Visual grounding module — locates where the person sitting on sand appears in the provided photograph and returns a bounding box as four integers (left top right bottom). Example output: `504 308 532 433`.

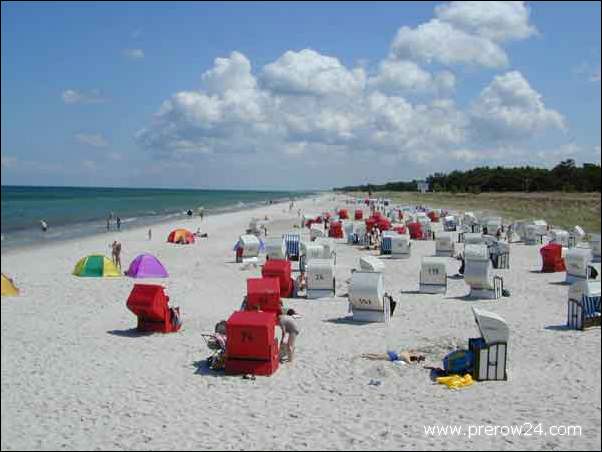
278 309 300 363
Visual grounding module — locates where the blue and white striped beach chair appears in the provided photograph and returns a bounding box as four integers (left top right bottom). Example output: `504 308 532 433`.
283 233 301 261
568 294 601 330
380 237 392 255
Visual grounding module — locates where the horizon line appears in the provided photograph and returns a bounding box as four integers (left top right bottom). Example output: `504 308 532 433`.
0 184 324 193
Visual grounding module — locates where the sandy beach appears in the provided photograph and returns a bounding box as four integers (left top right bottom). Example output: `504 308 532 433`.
1 194 600 451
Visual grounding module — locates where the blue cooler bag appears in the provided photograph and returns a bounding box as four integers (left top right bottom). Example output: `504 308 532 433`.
443 349 474 374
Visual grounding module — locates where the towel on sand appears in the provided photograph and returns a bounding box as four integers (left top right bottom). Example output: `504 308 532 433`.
436 374 474 389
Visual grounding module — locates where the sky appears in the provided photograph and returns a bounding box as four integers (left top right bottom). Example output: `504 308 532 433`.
1 1 600 190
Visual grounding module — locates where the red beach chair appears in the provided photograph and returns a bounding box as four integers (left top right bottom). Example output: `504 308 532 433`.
225 311 280 376
246 277 282 315
126 284 182 333
329 221 344 238
540 243 566 273
262 260 294 298
407 222 424 240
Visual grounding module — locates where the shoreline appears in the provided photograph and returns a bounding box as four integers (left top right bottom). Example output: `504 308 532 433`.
0 192 320 256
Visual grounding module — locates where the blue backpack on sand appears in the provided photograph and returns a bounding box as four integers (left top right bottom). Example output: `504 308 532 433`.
443 349 474 374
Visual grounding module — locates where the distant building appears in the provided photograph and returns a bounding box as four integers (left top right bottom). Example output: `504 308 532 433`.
417 181 430 194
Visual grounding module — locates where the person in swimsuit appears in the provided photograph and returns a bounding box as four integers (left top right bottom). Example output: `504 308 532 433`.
278 309 300 363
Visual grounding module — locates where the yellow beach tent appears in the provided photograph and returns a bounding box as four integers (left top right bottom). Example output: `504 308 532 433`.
1 273 19 296
73 255 121 277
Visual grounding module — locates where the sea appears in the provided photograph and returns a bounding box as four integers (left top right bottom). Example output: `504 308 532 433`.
1 186 316 250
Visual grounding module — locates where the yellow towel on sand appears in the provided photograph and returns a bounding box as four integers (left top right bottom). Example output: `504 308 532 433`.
436 374 474 389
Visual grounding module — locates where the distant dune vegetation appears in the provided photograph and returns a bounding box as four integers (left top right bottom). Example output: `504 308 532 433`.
335 160 601 232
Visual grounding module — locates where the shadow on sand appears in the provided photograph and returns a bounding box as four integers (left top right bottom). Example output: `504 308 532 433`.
106 328 156 338
544 324 573 332
192 359 223 377
323 316 373 326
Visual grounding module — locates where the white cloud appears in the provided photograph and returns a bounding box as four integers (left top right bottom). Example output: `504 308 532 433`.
367 59 455 95
137 49 470 167
123 48 144 60
260 49 366 96
470 71 565 142
435 1 537 43
390 19 509 68
137 51 566 170
75 133 109 148
135 1 572 181
202 51 257 93
62 89 106 104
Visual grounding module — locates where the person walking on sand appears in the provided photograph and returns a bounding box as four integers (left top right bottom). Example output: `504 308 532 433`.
113 241 122 269
278 309 300 363
111 241 118 265
148 228 152 241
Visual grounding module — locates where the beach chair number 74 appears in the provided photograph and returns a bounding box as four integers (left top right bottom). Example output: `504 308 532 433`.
314 274 325 281
241 331 254 343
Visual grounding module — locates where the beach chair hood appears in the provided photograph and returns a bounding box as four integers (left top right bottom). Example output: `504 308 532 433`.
472 307 509 344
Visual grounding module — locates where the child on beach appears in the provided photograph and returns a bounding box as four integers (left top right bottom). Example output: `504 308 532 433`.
278 309 300 363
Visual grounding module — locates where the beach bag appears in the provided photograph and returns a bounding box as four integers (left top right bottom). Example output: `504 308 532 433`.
443 349 474 375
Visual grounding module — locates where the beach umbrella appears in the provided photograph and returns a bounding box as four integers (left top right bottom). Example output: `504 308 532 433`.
125 253 169 278
167 229 195 244
1 273 19 296
73 255 121 277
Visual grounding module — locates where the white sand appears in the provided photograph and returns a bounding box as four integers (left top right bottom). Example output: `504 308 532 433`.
1 195 600 451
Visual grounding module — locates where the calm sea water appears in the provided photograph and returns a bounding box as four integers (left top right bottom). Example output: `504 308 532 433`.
1 186 315 250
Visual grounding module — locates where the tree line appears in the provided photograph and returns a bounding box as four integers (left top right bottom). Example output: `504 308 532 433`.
334 159 601 194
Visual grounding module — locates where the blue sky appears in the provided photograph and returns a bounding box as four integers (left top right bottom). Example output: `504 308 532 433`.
1 1 600 190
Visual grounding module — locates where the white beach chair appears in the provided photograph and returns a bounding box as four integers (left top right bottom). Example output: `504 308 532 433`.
348 271 390 323
464 244 504 300
419 257 448 294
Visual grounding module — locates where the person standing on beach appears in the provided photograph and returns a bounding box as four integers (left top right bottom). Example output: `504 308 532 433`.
148 229 152 240
111 241 122 269
116 216 121 231
106 216 111 232
278 309 300 363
